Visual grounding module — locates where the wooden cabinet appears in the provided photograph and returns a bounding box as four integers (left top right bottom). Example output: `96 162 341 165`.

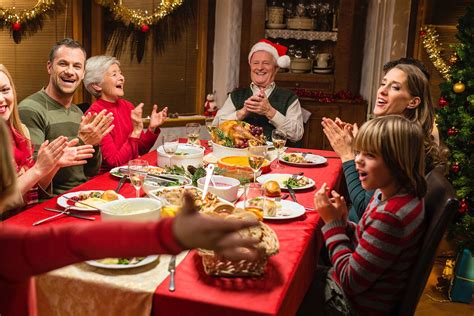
302 99 367 150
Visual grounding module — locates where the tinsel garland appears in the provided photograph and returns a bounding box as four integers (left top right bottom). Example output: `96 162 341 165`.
293 88 364 103
420 25 452 81
96 0 194 63
0 0 66 44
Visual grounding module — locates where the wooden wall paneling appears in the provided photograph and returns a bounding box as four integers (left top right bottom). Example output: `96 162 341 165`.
72 0 84 105
195 0 209 114
205 0 216 105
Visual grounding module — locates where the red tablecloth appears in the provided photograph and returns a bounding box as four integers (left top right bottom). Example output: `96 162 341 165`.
5 147 342 316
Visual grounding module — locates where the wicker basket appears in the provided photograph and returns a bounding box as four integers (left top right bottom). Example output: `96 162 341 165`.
198 222 279 277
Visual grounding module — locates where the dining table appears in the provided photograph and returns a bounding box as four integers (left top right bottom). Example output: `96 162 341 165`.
4 143 343 316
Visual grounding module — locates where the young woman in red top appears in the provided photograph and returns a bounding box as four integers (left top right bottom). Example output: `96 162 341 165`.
83 55 168 173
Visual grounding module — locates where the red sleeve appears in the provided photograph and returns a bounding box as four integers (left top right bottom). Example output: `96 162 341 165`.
138 128 159 156
0 217 184 282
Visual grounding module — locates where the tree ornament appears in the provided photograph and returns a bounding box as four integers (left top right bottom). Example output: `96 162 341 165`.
459 199 468 213
140 24 150 33
448 127 459 136
419 30 426 37
11 22 21 31
453 82 465 93
451 163 460 173
438 96 449 107
449 53 459 64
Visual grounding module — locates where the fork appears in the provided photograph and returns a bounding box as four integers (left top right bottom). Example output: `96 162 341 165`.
168 255 176 292
33 206 71 226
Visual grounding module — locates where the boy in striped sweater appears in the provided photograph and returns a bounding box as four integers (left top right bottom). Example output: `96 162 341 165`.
305 115 427 315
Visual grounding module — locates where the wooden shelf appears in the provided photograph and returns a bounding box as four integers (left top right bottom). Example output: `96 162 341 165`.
265 29 337 41
276 72 333 81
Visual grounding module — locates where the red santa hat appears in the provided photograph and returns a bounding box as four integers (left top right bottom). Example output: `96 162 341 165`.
248 39 291 69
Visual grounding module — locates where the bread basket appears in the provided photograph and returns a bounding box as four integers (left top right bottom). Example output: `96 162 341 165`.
198 217 279 277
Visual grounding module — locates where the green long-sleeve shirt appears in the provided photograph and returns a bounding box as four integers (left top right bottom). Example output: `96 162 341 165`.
18 89 102 195
343 160 375 222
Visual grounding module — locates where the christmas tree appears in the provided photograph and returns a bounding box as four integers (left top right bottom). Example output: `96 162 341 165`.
436 4 474 252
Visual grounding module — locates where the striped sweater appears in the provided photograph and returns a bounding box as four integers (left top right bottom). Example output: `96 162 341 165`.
321 190 425 315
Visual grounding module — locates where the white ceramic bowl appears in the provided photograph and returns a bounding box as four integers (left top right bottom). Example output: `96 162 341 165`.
101 198 162 222
157 144 204 169
197 175 241 202
211 141 247 159
143 174 192 194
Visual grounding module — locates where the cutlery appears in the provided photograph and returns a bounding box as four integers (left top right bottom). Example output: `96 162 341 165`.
115 176 128 193
168 255 176 292
118 168 177 183
286 184 297 202
281 193 289 200
201 164 215 200
63 196 103 211
305 207 316 211
33 207 71 226
44 208 96 221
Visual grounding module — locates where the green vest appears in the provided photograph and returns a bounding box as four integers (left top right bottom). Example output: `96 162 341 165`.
230 87 302 147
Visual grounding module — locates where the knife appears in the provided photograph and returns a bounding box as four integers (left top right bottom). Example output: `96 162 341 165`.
44 208 96 221
286 184 297 203
118 168 177 183
115 176 128 193
168 255 176 292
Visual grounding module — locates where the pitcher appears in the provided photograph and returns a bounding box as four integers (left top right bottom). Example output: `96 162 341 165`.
316 53 332 68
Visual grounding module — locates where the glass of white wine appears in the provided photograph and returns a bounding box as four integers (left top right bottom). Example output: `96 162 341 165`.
247 145 267 183
272 129 287 169
185 123 201 145
128 159 149 198
162 131 179 168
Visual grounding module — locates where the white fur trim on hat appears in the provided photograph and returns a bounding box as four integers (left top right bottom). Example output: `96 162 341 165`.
248 42 291 69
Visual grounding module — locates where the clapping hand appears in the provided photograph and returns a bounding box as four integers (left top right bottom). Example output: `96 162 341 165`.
173 192 260 261
131 103 144 137
57 138 95 167
149 105 168 131
244 88 276 119
321 117 357 162
313 183 348 224
34 136 69 174
78 110 114 146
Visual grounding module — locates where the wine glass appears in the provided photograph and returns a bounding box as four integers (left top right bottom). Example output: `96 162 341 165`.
247 145 267 183
272 129 287 169
128 159 149 198
162 131 179 168
185 123 200 146
244 182 265 218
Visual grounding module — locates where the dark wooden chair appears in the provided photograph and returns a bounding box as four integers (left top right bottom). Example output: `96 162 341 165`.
393 166 460 316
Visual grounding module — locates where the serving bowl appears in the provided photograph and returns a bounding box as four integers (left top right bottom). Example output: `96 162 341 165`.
211 141 247 159
157 144 204 169
197 175 241 202
100 198 162 222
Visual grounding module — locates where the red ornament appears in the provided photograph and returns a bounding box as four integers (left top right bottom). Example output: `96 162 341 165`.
140 24 150 33
438 96 449 108
459 199 468 213
12 22 21 31
451 163 460 173
419 30 426 37
448 127 459 136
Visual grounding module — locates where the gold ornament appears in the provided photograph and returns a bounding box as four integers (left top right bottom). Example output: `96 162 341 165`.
449 53 459 64
0 0 56 25
95 0 184 29
420 25 451 81
453 82 465 93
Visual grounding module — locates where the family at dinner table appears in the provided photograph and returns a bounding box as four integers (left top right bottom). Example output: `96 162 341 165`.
0 36 448 316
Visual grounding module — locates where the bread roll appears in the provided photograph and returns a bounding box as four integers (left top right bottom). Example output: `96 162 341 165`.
101 190 119 201
263 180 281 197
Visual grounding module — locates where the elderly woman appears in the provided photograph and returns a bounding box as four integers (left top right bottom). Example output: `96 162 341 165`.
322 59 443 222
83 55 168 173
0 64 93 217
214 39 305 147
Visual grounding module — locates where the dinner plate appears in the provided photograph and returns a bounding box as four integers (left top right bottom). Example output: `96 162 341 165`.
256 174 315 190
110 165 165 178
85 255 159 269
57 190 125 212
280 153 327 166
235 200 305 220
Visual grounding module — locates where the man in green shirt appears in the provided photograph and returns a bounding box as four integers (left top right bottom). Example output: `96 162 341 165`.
19 38 114 195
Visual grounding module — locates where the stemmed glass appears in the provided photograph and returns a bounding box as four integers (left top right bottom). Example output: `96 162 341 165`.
162 131 179 168
185 123 200 145
247 145 267 183
272 129 287 169
128 159 149 198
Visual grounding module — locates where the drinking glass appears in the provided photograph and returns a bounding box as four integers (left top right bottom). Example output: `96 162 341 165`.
162 131 179 168
185 122 200 145
272 129 287 169
247 145 267 183
244 183 265 218
128 159 149 198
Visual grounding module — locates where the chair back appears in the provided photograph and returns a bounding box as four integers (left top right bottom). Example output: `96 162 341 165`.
394 166 460 316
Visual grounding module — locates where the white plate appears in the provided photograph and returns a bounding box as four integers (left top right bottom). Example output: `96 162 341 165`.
110 166 165 178
57 190 125 212
85 255 159 269
256 174 315 190
280 153 327 166
235 200 305 220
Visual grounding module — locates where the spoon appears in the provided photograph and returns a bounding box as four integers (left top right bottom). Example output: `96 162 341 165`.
201 164 215 199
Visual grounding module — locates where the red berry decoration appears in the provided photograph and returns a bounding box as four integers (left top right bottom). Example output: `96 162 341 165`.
12 22 21 31
438 96 449 108
448 127 458 136
459 199 468 213
419 30 426 37
140 24 150 33
451 163 460 173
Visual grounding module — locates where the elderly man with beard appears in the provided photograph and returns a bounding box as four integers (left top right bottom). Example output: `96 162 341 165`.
19 38 114 195
214 39 305 147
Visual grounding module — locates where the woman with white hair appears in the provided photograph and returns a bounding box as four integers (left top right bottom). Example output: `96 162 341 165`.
83 55 168 173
